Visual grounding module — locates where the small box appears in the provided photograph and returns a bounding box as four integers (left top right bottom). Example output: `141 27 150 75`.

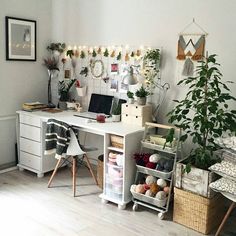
121 103 152 127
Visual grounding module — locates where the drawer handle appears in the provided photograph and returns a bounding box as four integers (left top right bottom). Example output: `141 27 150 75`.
136 106 138 109
136 116 138 118
126 105 128 107
126 114 128 117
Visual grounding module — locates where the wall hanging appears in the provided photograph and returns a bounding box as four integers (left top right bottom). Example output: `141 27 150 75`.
177 19 208 78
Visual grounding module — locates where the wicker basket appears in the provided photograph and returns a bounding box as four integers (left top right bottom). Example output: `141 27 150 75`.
110 135 124 149
173 187 226 234
97 155 104 189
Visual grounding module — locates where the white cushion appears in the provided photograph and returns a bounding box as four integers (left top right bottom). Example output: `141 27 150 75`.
209 177 236 196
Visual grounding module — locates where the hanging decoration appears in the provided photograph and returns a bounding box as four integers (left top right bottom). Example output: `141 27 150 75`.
177 18 208 77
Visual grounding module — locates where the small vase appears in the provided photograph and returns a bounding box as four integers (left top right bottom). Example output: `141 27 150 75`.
128 98 134 104
76 86 87 97
137 97 146 105
112 114 121 122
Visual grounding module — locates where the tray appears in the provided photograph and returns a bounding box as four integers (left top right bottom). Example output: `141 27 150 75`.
136 165 172 179
131 190 167 208
141 140 176 154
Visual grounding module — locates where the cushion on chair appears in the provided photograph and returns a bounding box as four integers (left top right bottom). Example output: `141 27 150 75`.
209 177 236 196
209 160 236 180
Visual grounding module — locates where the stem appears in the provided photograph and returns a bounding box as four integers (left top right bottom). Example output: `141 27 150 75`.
48 73 52 104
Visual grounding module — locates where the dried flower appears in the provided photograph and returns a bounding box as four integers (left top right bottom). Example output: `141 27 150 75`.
43 56 59 71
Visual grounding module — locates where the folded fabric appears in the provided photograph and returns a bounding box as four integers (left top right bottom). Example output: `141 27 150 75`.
209 177 236 196
209 160 236 180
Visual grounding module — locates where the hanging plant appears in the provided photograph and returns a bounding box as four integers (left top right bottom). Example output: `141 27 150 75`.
92 49 97 57
103 48 109 57
79 67 88 77
116 52 122 60
130 51 135 57
125 53 130 62
136 49 141 57
47 43 66 54
80 50 86 59
110 50 116 57
66 50 74 59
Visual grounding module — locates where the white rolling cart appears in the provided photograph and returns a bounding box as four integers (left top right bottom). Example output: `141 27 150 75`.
131 122 181 219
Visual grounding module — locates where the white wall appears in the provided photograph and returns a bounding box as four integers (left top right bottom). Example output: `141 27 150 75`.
51 0 236 124
0 0 52 167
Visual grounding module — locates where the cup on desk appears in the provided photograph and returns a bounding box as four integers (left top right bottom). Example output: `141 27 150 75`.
96 114 105 123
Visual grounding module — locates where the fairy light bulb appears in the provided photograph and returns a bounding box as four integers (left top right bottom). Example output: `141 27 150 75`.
73 45 77 50
89 47 93 53
139 45 144 50
67 45 72 50
101 47 105 53
79 46 82 50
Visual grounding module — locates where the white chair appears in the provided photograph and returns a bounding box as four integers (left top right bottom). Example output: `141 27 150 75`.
48 129 98 197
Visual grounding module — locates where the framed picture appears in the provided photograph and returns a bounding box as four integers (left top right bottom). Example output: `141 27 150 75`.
5 16 36 61
110 63 119 74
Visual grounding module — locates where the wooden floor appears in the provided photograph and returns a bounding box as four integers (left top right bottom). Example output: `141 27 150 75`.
0 167 235 236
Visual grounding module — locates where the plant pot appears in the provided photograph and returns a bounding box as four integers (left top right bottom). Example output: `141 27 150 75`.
112 114 121 122
76 86 87 97
137 97 146 105
58 101 67 110
175 159 219 198
128 98 134 104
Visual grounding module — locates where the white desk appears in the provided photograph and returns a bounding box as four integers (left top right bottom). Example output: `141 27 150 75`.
16 110 144 209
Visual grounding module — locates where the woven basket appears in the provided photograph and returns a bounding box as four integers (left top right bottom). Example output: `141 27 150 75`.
97 155 104 189
110 135 124 149
173 187 226 234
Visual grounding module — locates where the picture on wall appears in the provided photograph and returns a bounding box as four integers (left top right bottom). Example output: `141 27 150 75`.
110 78 118 92
110 63 119 74
5 16 36 61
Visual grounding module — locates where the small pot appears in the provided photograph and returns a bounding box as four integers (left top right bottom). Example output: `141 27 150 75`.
112 114 121 122
137 97 146 105
128 98 134 104
58 101 67 110
76 86 87 97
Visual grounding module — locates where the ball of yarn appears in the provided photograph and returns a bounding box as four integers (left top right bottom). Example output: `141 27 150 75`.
130 184 136 192
155 163 164 171
163 186 170 195
146 162 156 169
145 175 157 185
155 191 166 200
143 184 150 191
164 161 173 172
145 189 154 197
149 154 160 163
135 184 146 194
150 183 160 195
157 179 167 188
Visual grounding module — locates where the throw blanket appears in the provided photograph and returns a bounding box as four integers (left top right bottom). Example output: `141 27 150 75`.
44 119 71 159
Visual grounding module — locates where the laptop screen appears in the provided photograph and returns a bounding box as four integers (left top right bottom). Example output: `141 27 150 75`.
88 93 114 115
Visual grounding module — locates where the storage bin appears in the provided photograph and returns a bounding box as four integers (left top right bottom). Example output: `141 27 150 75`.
107 163 123 178
97 154 104 189
110 135 124 149
173 187 226 234
106 174 123 186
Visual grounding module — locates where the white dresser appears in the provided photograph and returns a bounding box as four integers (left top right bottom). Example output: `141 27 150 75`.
17 112 57 177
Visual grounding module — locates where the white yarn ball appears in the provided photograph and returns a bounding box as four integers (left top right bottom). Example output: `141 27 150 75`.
155 191 166 200
157 179 167 188
149 154 161 163
145 189 154 197
130 184 136 192
145 175 157 185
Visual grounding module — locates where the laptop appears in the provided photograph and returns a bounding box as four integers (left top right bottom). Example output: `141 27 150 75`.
74 93 114 120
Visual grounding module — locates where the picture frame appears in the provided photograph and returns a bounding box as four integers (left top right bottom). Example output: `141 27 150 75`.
5 16 36 61
110 63 119 74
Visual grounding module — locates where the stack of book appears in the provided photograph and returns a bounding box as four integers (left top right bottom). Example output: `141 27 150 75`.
22 102 48 111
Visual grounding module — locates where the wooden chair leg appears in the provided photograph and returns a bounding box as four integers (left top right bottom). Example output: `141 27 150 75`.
215 201 236 236
72 157 77 197
48 158 62 188
84 154 98 185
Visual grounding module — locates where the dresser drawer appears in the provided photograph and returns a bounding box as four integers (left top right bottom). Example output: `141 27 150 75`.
121 114 132 124
20 114 41 127
20 137 41 156
130 105 144 116
20 151 41 170
20 123 41 141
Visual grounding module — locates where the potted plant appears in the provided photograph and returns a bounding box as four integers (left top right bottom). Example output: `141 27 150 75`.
135 86 150 105
112 101 121 122
127 91 134 104
58 79 76 110
47 42 66 56
167 54 236 197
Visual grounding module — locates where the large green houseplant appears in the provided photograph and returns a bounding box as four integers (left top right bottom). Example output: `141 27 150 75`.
167 54 236 173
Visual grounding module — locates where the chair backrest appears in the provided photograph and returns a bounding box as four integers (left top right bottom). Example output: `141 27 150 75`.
66 129 85 156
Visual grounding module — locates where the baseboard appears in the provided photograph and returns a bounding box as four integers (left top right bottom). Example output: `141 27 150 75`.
0 166 18 174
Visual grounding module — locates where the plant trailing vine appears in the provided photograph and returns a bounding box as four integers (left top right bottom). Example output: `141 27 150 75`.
167 54 236 172
143 49 161 88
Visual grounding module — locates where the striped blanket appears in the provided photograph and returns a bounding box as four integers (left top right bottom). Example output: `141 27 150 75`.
44 119 71 159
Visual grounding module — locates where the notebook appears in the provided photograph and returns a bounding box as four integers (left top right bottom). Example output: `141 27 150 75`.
74 93 114 120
